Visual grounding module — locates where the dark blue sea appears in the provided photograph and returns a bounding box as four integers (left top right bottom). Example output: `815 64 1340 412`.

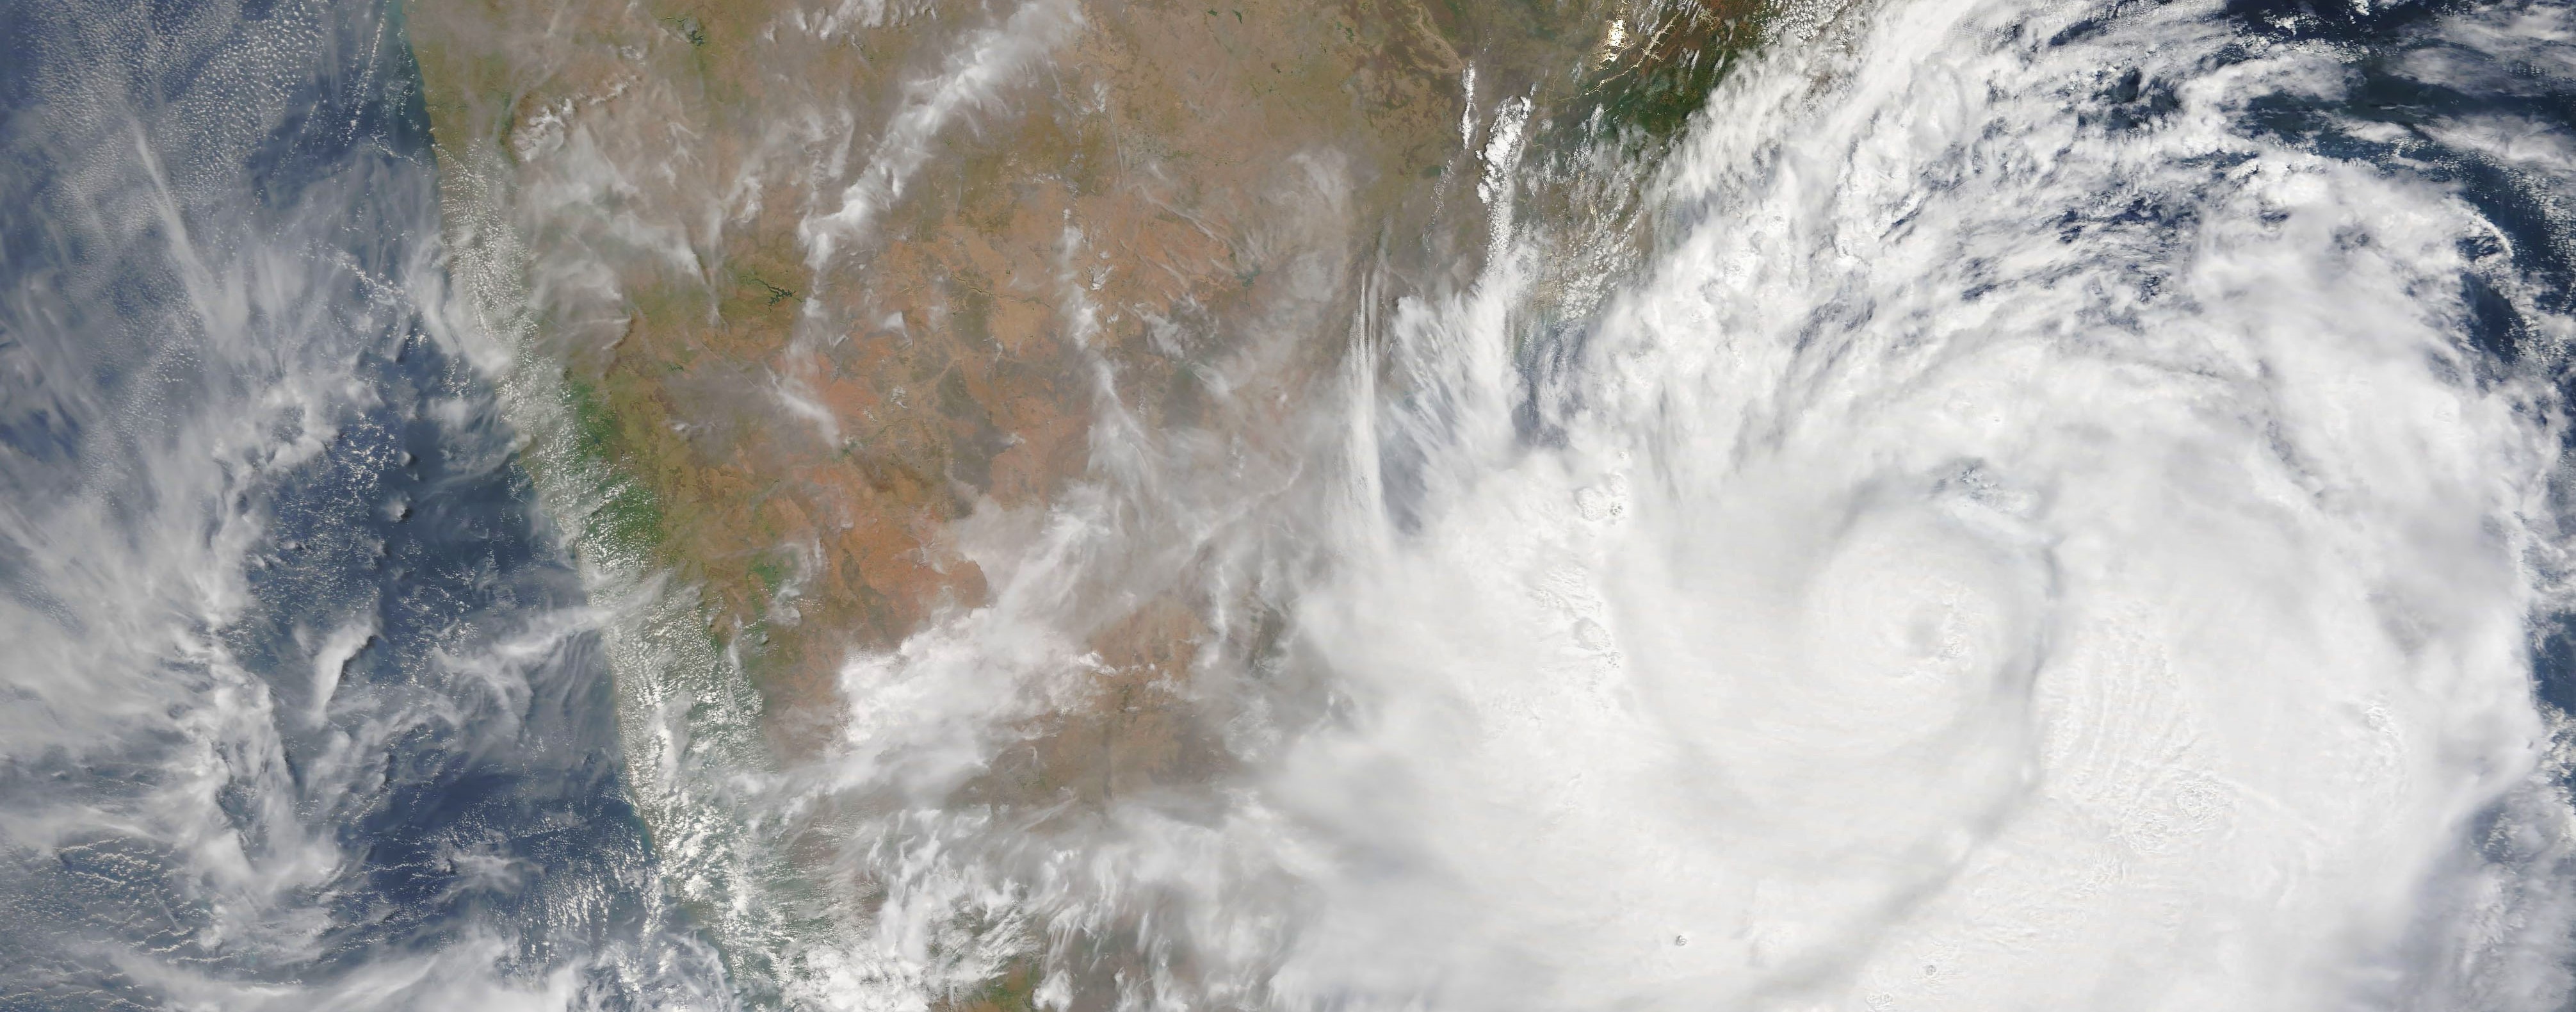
0 0 728 1007
3 0 2576 1008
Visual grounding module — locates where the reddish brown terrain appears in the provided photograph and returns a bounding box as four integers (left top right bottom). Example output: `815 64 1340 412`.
410 0 1754 1000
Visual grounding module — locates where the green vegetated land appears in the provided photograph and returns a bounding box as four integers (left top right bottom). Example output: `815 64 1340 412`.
410 0 1767 1005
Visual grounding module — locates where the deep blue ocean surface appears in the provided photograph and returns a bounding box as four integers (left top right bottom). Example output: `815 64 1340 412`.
4 0 2576 1007
0 0 725 1007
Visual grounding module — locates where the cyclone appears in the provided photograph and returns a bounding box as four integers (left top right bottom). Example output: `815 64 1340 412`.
4 0 2575 1009
782 0 2576 1006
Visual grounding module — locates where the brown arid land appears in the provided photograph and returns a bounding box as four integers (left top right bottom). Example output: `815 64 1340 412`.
409 0 1760 1002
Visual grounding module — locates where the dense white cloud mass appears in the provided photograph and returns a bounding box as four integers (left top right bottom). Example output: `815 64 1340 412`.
1272 0 2573 999
12 0 2576 1006
784 0 2576 1009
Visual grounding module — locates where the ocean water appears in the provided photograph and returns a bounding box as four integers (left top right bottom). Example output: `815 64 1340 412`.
0 0 725 1006
8 0 2576 1009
